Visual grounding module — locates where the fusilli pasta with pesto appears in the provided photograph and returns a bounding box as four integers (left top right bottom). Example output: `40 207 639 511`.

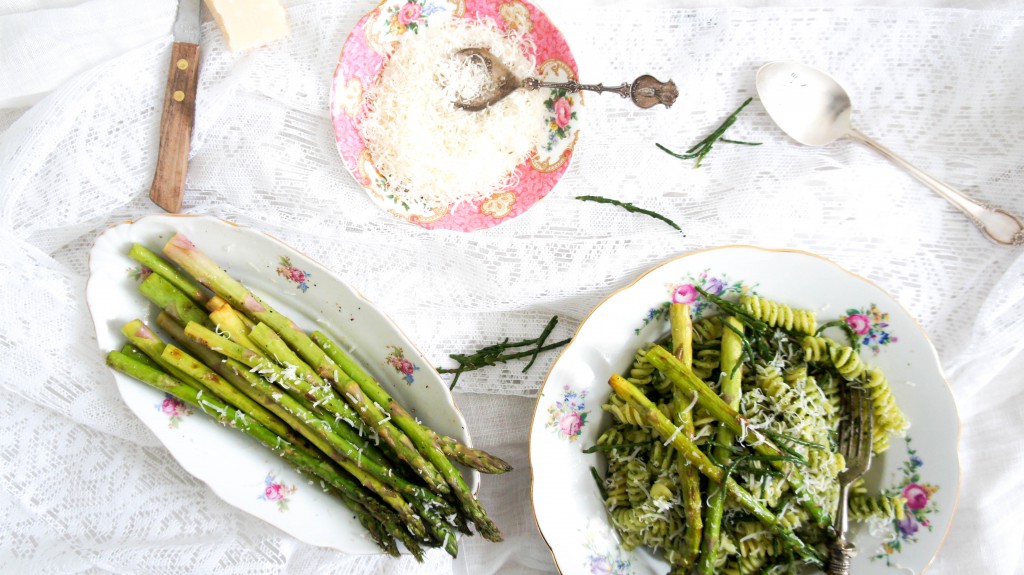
593 294 910 574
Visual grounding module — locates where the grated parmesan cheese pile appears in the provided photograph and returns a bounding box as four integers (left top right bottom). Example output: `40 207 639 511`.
359 19 546 211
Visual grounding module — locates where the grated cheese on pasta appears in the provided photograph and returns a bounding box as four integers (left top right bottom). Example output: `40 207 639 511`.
358 19 546 211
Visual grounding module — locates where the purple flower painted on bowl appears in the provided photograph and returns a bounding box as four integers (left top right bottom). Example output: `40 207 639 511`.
560 412 582 437
589 556 612 574
672 283 698 305
845 313 872 335
703 276 725 295
898 514 919 537
902 483 930 511
584 550 632 575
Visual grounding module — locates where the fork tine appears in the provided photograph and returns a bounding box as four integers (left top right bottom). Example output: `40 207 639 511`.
838 398 852 454
851 388 865 460
860 389 874 464
847 387 873 467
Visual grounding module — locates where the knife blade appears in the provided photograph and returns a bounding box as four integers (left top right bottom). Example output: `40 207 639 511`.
149 0 203 213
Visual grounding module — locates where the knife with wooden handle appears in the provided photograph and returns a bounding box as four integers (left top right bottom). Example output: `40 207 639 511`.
150 0 202 213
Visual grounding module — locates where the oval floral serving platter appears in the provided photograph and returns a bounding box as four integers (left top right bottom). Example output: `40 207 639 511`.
86 214 478 553
530 246 960 575
330 0 581 232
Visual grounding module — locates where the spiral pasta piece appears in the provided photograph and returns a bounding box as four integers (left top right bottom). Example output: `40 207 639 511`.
783 377 832 448
647 439 679 475
728 520 781 574
801 335 833 363
624 459 651 507
692 348 721 380
610 507 648 550
815 370 842 428
644 511 686 551
690 410 719 444
791 367 835 420
692 315 724 344
596 425 653 469
595 425 630 449
603 465 632 510
862 368 910 453
743 472 788 509
782 364 808 386
627 346 657 388
737 387 770 429
829 342 868 381
602 393 649 426
755 363 799 413
775 503 809 531
650 478 675 502
849 494 907 522
740 294 817 335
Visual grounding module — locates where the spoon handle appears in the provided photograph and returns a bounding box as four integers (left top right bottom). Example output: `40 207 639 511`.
525 77 630 97
523 76 678 109
848 128 1024 246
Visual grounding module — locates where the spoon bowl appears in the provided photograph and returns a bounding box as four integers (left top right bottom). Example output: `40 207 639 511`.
756 61 852 147
756 61 1023 246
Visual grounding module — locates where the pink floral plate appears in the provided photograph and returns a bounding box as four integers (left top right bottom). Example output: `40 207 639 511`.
329 0 581 232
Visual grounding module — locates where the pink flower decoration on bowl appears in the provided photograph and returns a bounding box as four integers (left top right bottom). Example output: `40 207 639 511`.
265 484 285 501
559 412 582 436
329 0 580 232
398 2 421 25
258 472 297 511
672 284 698 305
902 482 930 510
161 398 179 416
554 97 572 128
845 313 872 335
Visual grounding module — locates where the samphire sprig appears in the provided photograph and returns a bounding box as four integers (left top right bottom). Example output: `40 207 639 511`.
656 97 761 168
576 195 683 233
438 316 571 390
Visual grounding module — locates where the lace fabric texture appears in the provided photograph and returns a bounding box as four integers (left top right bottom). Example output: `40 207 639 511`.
1 0 1023 573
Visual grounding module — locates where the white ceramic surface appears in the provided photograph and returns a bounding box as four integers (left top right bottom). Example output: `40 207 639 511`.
530 246 959 575
86 215 478 554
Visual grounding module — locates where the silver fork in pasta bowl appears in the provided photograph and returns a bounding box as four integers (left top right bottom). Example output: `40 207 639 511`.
828 385 875 575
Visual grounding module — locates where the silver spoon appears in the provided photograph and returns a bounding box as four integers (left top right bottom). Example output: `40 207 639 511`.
756 61 1023 246
452 47 678 111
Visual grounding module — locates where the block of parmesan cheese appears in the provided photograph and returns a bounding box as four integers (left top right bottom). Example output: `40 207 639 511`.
203 0 289 51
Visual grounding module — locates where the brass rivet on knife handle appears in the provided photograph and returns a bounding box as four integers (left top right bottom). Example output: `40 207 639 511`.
150 42 201 213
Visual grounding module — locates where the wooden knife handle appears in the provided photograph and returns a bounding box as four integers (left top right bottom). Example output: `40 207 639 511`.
149 42 201 213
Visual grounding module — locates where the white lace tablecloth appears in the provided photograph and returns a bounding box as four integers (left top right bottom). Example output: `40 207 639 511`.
2 0 1023 573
